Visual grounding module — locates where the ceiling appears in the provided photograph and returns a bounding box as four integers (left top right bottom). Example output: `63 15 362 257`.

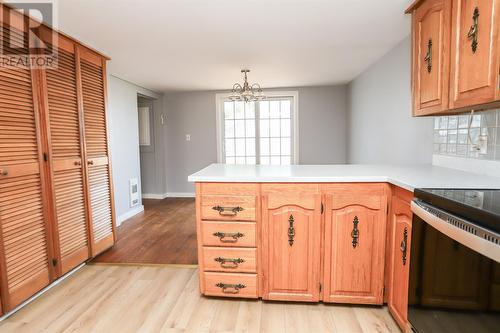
56 0 412 92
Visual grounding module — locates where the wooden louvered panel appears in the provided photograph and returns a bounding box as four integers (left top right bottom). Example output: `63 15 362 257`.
44 43 90 275
80 51 115 257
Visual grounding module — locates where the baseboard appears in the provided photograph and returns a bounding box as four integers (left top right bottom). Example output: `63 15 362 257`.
166 192 195 198
142 193 168 199
117 205 144 226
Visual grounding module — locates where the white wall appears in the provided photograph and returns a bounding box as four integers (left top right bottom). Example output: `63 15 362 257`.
347 37 434 164
164 85 349 194
107 76 163 225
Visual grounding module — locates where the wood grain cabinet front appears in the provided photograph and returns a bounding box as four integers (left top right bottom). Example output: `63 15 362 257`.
203 272 258 298
202 247 257 273
322 184 388 305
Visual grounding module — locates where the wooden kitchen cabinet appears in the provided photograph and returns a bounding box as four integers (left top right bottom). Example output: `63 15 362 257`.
406 0 500 115
261 184 322 302
411 0 452 116
388 188 413 332
322 184 388 304
449 0 500 109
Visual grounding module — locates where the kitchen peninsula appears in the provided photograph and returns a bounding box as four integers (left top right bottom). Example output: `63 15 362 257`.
188 163 500 331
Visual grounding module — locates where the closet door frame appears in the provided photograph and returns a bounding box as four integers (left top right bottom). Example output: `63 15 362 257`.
77 46 116 256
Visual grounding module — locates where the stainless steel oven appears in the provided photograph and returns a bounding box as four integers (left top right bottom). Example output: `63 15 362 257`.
410 189 500 333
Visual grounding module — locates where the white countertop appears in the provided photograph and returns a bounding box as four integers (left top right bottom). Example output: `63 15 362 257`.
188 163 500 192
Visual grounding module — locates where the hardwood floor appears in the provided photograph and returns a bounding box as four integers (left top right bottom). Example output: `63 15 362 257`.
0 265 401 333
93 198 198 265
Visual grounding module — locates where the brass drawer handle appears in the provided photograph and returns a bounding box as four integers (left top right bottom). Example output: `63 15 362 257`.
212 205 244 216
216 282 246 294
467 7 479 53
87 160 94 166
400 227 408 266
213 232 244 243
74 160 82 166
351 216 359 248
0 169 8 176
214 257 245 268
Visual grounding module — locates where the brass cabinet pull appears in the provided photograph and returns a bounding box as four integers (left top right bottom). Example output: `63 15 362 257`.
0 169 8 176
400 227 408 266
351 216 360 248
74 160 82 166
213 231 244 243
424 39 432 73
467 7 479 53
212 205 244 216
214 257 245 268
288 214 295 246
216 282 246 294
87 160 94 166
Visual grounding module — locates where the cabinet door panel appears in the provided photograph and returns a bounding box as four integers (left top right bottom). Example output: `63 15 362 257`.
388 197 412 332
262 185 321 302
412 0 452 115
323 194 387 304
79 49 115 256
0 24 52 311
44 42 90 275
450 0 500 108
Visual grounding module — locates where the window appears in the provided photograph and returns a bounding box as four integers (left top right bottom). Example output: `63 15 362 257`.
217 92 298 165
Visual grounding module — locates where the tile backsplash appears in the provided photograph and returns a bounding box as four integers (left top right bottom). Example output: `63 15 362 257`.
433 109 500 161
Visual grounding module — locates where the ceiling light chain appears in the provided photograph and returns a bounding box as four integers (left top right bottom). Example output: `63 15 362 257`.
229 69 266 102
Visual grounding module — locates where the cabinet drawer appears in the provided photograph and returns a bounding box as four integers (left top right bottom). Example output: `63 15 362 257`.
203 247 257 273
203 272 258 298
201 221 256 247
201 195 256 221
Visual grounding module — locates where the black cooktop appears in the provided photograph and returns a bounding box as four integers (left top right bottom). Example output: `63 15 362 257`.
414 188 500 234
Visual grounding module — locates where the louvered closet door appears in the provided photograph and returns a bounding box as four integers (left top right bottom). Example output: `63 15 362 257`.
0 23 52 310
44 39 90 274
79 49 115 256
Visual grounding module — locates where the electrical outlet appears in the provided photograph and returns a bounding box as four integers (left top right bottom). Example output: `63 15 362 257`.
186 134 191 141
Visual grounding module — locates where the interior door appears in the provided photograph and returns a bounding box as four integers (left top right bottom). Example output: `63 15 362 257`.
0 18 53 310
450 0 500 109
412 0 452 115
388 196 412 332
79 47 115 257
323 187 387 304
262 184 321 302
40 33 90 275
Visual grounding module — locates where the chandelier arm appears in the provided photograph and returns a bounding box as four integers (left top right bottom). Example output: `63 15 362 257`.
232 83 243 93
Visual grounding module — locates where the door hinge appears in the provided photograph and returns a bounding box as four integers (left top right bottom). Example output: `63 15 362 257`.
43 153 48 162
52 258 58 266
319 283 322 292
321 203 324 214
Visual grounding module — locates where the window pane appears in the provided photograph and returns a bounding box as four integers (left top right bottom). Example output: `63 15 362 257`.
261 156 270 165
235 102 245 119
281 138 291 155
260 119 270 137
246 138 255 156
270 101 280 118
260 138 270 155
281 156 291 165
235 138 245 156
260 101 269 118
270 138 280 155
280 119 291 137
235 119 245 137
281 100 291 118
225 120 234 138
225 139 235 156
270 119 280 137
235 157 246 164
245 102 255 119
224 102 234 119
226 157 235 164
270 156 281 165
246 156 256 165
245 119 255 138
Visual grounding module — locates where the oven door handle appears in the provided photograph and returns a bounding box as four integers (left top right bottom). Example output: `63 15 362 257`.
411 200 500 263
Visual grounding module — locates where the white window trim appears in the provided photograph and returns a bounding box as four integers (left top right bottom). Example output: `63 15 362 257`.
215 90 299 164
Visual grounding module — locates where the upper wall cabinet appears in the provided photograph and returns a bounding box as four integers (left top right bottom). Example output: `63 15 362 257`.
411 0 452 116
407 0 500 116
